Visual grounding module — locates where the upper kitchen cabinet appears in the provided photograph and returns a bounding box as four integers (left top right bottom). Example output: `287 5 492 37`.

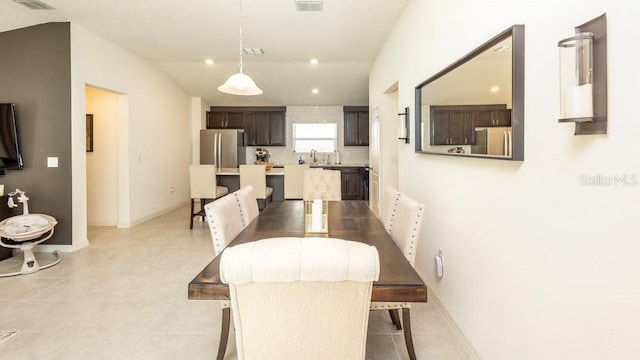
207 110 244 129
343 106 369 146
245 109 286 146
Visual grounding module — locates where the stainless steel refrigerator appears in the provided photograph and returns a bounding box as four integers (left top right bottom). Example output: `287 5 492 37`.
200 129 246 168
471 127 512 157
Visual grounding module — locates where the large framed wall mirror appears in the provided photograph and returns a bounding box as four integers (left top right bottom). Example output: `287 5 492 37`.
415 25 524 160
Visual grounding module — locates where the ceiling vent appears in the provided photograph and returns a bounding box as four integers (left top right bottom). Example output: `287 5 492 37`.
294 0 323 11
13 0 56 10
243 48 264 55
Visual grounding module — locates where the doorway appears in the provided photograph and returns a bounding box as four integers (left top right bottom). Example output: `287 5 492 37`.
85 86 121 227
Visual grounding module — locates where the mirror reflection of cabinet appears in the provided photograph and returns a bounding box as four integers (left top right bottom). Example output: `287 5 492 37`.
415 25 524 160
431 107 475 145
474 107 511 127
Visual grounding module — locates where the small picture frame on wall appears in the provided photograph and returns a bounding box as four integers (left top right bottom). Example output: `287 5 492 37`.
86 114 94 152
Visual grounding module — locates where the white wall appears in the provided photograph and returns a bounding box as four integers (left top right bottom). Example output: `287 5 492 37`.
86 86 119 226
191 97 209 165
371 1 640 359
71 24 192 244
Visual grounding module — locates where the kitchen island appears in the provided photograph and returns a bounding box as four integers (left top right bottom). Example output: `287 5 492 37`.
215 164 368 201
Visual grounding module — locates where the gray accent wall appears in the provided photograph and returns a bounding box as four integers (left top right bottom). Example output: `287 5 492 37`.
0 23 72 245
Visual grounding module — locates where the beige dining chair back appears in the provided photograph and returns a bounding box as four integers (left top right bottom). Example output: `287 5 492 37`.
220 237 380 360
203 192 248 360
189 164 229 229
239 164 273 209
370 192 425 360
303 169 342 201
382 186 400 234
234 185 259 226
284 164 310 199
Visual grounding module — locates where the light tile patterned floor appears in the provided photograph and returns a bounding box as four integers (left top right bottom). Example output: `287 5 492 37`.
0 204 470 360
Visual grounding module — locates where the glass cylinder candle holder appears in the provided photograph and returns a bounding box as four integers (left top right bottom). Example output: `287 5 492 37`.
558 32 594 121
304 192 328 234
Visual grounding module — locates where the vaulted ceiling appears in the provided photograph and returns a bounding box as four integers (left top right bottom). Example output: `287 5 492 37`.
1 0 411 106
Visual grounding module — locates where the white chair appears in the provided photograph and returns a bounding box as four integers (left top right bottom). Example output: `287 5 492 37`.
303 169 342 201
234 185 259 226
382 186 400 234
203 193 246 360
370 192 425 360
239 164 273 210
284 164 310 199
189 164 229 229
220 237 380 360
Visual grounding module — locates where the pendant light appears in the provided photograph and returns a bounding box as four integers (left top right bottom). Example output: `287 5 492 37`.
218 0 263 96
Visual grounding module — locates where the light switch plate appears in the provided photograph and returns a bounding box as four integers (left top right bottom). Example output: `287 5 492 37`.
47 157 58 168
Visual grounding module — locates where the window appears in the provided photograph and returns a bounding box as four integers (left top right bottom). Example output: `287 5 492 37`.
293 123 337 153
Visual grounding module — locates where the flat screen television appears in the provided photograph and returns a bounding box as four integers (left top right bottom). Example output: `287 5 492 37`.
0 103 24 173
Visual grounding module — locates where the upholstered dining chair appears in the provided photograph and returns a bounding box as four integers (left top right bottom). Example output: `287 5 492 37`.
189 164 229 229
234 185 259 226
303 169 342 201
370 192 425 360
220 237 380 360
284 164 310 199
203 193 245 360
239 164 273 210
382 186 400 233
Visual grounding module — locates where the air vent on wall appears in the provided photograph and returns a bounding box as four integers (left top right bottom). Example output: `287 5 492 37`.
294 0 323 11
13 0 56 10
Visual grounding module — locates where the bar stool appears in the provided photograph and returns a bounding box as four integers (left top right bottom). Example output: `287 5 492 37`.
239 164 273 210
189 165 229 229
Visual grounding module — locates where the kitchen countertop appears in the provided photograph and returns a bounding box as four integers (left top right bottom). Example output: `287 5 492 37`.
216 164 369 176
273 163 369 168
216 167 285 176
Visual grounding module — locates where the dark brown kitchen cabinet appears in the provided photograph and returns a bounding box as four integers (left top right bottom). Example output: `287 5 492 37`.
322 166 365 200
344 106 369 146
341 167 364 200
208 106 286 146
244 110 286 146
206 111 244 129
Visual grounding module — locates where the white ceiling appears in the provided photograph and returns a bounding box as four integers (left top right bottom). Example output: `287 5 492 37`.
0 0 411 106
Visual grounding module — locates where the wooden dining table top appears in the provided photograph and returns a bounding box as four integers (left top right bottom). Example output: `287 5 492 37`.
188 200 428 303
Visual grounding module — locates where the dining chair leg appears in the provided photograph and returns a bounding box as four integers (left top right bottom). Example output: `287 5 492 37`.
402 308 417 360
389 309 402 330
217 307 231 360
200 199 206 222
190 199 195 229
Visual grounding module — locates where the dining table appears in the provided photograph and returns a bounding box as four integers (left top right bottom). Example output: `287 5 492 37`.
189 200 428 303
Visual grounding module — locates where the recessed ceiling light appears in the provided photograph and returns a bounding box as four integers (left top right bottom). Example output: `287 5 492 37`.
490 86 500 93
312 88 319 94
205 59 214 65
310 59 319 65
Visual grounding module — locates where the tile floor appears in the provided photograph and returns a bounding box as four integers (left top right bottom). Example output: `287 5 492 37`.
0 204 470 360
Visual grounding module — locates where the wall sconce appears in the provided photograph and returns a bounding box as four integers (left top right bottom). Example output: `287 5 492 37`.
398 107 410 143
558 32 594 120
557 13 607 135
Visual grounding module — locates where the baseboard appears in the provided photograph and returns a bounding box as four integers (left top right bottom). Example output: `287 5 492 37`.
415 268 480 360
122 201 189 228
34 237 89 253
